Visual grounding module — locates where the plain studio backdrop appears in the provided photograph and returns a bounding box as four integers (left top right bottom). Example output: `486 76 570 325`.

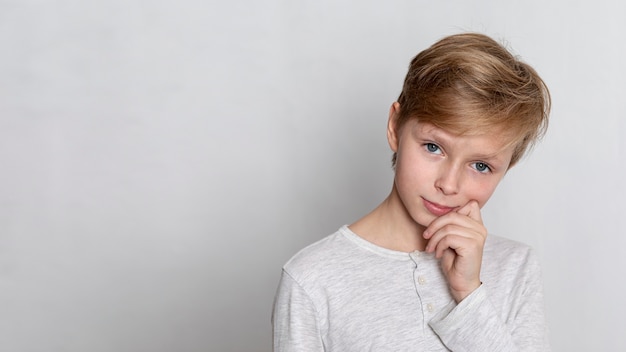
1 1 625 351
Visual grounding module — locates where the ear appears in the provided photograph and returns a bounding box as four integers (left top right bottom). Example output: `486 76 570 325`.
387 102 401 152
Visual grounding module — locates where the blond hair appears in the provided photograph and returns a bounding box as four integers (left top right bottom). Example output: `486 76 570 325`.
393 33 550 167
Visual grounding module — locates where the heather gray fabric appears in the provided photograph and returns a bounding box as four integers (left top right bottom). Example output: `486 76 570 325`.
272 226 550 351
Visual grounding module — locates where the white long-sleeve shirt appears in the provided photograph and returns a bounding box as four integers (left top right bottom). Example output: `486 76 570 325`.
272 226 550 351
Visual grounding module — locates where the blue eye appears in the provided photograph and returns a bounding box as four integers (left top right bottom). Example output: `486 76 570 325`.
425 143 441 154
473 162 491 173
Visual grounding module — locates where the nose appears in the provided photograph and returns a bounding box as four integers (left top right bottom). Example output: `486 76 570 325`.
434 163 461 195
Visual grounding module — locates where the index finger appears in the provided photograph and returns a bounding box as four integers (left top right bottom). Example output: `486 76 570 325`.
456 200 482 222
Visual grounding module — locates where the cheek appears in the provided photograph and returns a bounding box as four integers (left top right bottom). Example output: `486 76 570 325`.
395 164 419 191
466 178 502 207
395 153 430 187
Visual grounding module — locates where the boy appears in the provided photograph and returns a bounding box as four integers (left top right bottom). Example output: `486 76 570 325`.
272 33 551 351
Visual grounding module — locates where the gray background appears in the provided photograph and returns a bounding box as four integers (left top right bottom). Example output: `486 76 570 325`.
1 1 625 351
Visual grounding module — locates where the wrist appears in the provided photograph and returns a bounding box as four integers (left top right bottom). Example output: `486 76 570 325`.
451 281 482 303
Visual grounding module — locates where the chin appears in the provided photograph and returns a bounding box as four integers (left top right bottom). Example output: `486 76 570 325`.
411 212 435 229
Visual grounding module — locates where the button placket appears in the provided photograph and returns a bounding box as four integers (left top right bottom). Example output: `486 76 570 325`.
410 252 436 319
411 251 447 320
418 276 434 313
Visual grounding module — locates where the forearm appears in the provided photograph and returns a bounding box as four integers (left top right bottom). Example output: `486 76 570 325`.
429 285 550 352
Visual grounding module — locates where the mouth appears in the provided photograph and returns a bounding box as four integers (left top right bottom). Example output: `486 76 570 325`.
422 198 456 217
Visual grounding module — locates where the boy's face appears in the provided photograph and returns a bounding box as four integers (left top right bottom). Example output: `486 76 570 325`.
388 103 515 229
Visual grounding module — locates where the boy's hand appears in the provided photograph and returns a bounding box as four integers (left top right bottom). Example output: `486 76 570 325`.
422 200 486 303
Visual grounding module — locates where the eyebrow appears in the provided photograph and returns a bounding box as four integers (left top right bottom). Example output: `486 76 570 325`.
416 124 511 163
470 151 507 163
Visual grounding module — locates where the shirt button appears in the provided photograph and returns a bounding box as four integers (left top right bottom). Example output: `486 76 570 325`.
418 276 426 285
426 303 434 312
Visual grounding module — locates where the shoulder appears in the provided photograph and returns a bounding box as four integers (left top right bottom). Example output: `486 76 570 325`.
282 227 355 283
484 234 537 263
482 234 542 285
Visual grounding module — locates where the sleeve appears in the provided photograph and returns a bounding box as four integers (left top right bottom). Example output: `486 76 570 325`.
272 270 325 352
428 250 550 352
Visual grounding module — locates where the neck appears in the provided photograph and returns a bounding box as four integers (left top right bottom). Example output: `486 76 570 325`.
349 184 427 252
